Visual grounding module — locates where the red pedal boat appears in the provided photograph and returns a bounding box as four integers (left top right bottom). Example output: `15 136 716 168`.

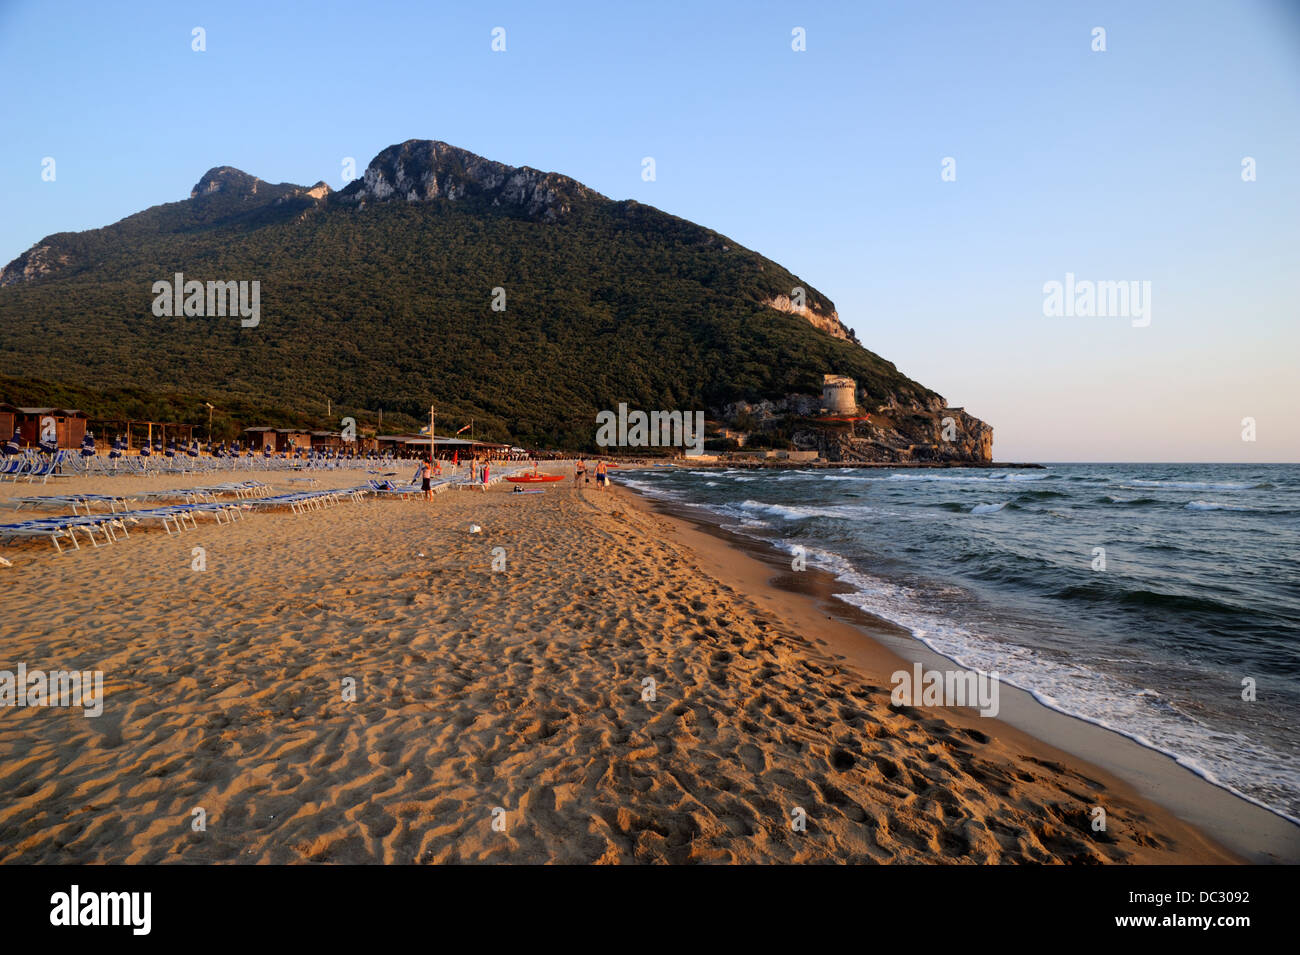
506 473 566 483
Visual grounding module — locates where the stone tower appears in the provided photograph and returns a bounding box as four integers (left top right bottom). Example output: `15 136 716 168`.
821 375 857 414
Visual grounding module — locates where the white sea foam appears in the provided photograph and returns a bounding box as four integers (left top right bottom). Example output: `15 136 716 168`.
735 499 884 521
970 502 1008 514
809 547 1300 826
619 478 683 502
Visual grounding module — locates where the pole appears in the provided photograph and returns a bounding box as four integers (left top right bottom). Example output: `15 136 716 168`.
429 404 435 464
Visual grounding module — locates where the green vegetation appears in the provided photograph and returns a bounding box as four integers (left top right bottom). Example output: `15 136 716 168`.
0 160 938 450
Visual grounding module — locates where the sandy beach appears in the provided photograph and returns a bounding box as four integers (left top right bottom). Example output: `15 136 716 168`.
0 465 1249 863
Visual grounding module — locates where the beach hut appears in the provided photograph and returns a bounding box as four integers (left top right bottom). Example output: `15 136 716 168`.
310 430 344 452
7 406 88 449
276 429 313 452
241 427 313 452
0 403 17 442
242 427 277 452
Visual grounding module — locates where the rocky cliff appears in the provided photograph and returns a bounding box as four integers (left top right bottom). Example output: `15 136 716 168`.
762 293 854 342
725 389 993 464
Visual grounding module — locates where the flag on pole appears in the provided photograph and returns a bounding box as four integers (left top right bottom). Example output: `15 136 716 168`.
455 423 471 435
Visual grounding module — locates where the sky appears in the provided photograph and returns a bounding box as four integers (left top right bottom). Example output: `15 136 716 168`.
1 0 1297 461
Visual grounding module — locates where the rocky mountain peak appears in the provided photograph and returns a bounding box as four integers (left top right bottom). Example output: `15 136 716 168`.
338 139 602 221
190 166 262 199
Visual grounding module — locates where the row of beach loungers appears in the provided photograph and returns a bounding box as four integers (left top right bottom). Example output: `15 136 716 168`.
0 450 70 483
61 451 417 477
1 464 538 558
8 481 275 514
1 449 426 481
0 501 248 554
0 484 372 555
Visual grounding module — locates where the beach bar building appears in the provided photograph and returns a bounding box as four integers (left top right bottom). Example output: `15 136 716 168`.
0 404 89 448
376 434 508 458
93 419 196 450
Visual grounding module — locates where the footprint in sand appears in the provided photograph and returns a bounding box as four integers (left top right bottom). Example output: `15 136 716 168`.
736 742 766 774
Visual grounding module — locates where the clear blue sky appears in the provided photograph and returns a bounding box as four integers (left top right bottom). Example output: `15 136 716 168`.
2 0 1297 461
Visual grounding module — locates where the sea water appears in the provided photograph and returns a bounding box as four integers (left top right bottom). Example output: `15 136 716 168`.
619 463 1300 822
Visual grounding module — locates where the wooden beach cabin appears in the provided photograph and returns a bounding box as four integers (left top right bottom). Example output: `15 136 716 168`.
242 427 313 452
310 431 340 452
242 427 277 452
2 405 88 448
0 404 16 441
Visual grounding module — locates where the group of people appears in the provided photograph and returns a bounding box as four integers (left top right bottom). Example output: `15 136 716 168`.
418 456 492 501
574 459 611 489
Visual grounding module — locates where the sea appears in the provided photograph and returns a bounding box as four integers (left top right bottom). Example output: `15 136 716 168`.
617 463 1300 823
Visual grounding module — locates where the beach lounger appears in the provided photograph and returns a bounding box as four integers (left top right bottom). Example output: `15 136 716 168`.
10 493 137 514
0 512 131 554
0 456 30 480
367 480 421 501
21 451 69 484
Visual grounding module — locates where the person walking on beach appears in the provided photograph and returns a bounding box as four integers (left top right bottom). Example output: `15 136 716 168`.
421 460 433 502
595 460 608 490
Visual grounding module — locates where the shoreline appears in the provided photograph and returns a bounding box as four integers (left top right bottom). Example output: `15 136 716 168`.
612 478 1300 863
629 460 1046 470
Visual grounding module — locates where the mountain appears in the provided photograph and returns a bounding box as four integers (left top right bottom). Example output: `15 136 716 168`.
0 139 990 457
